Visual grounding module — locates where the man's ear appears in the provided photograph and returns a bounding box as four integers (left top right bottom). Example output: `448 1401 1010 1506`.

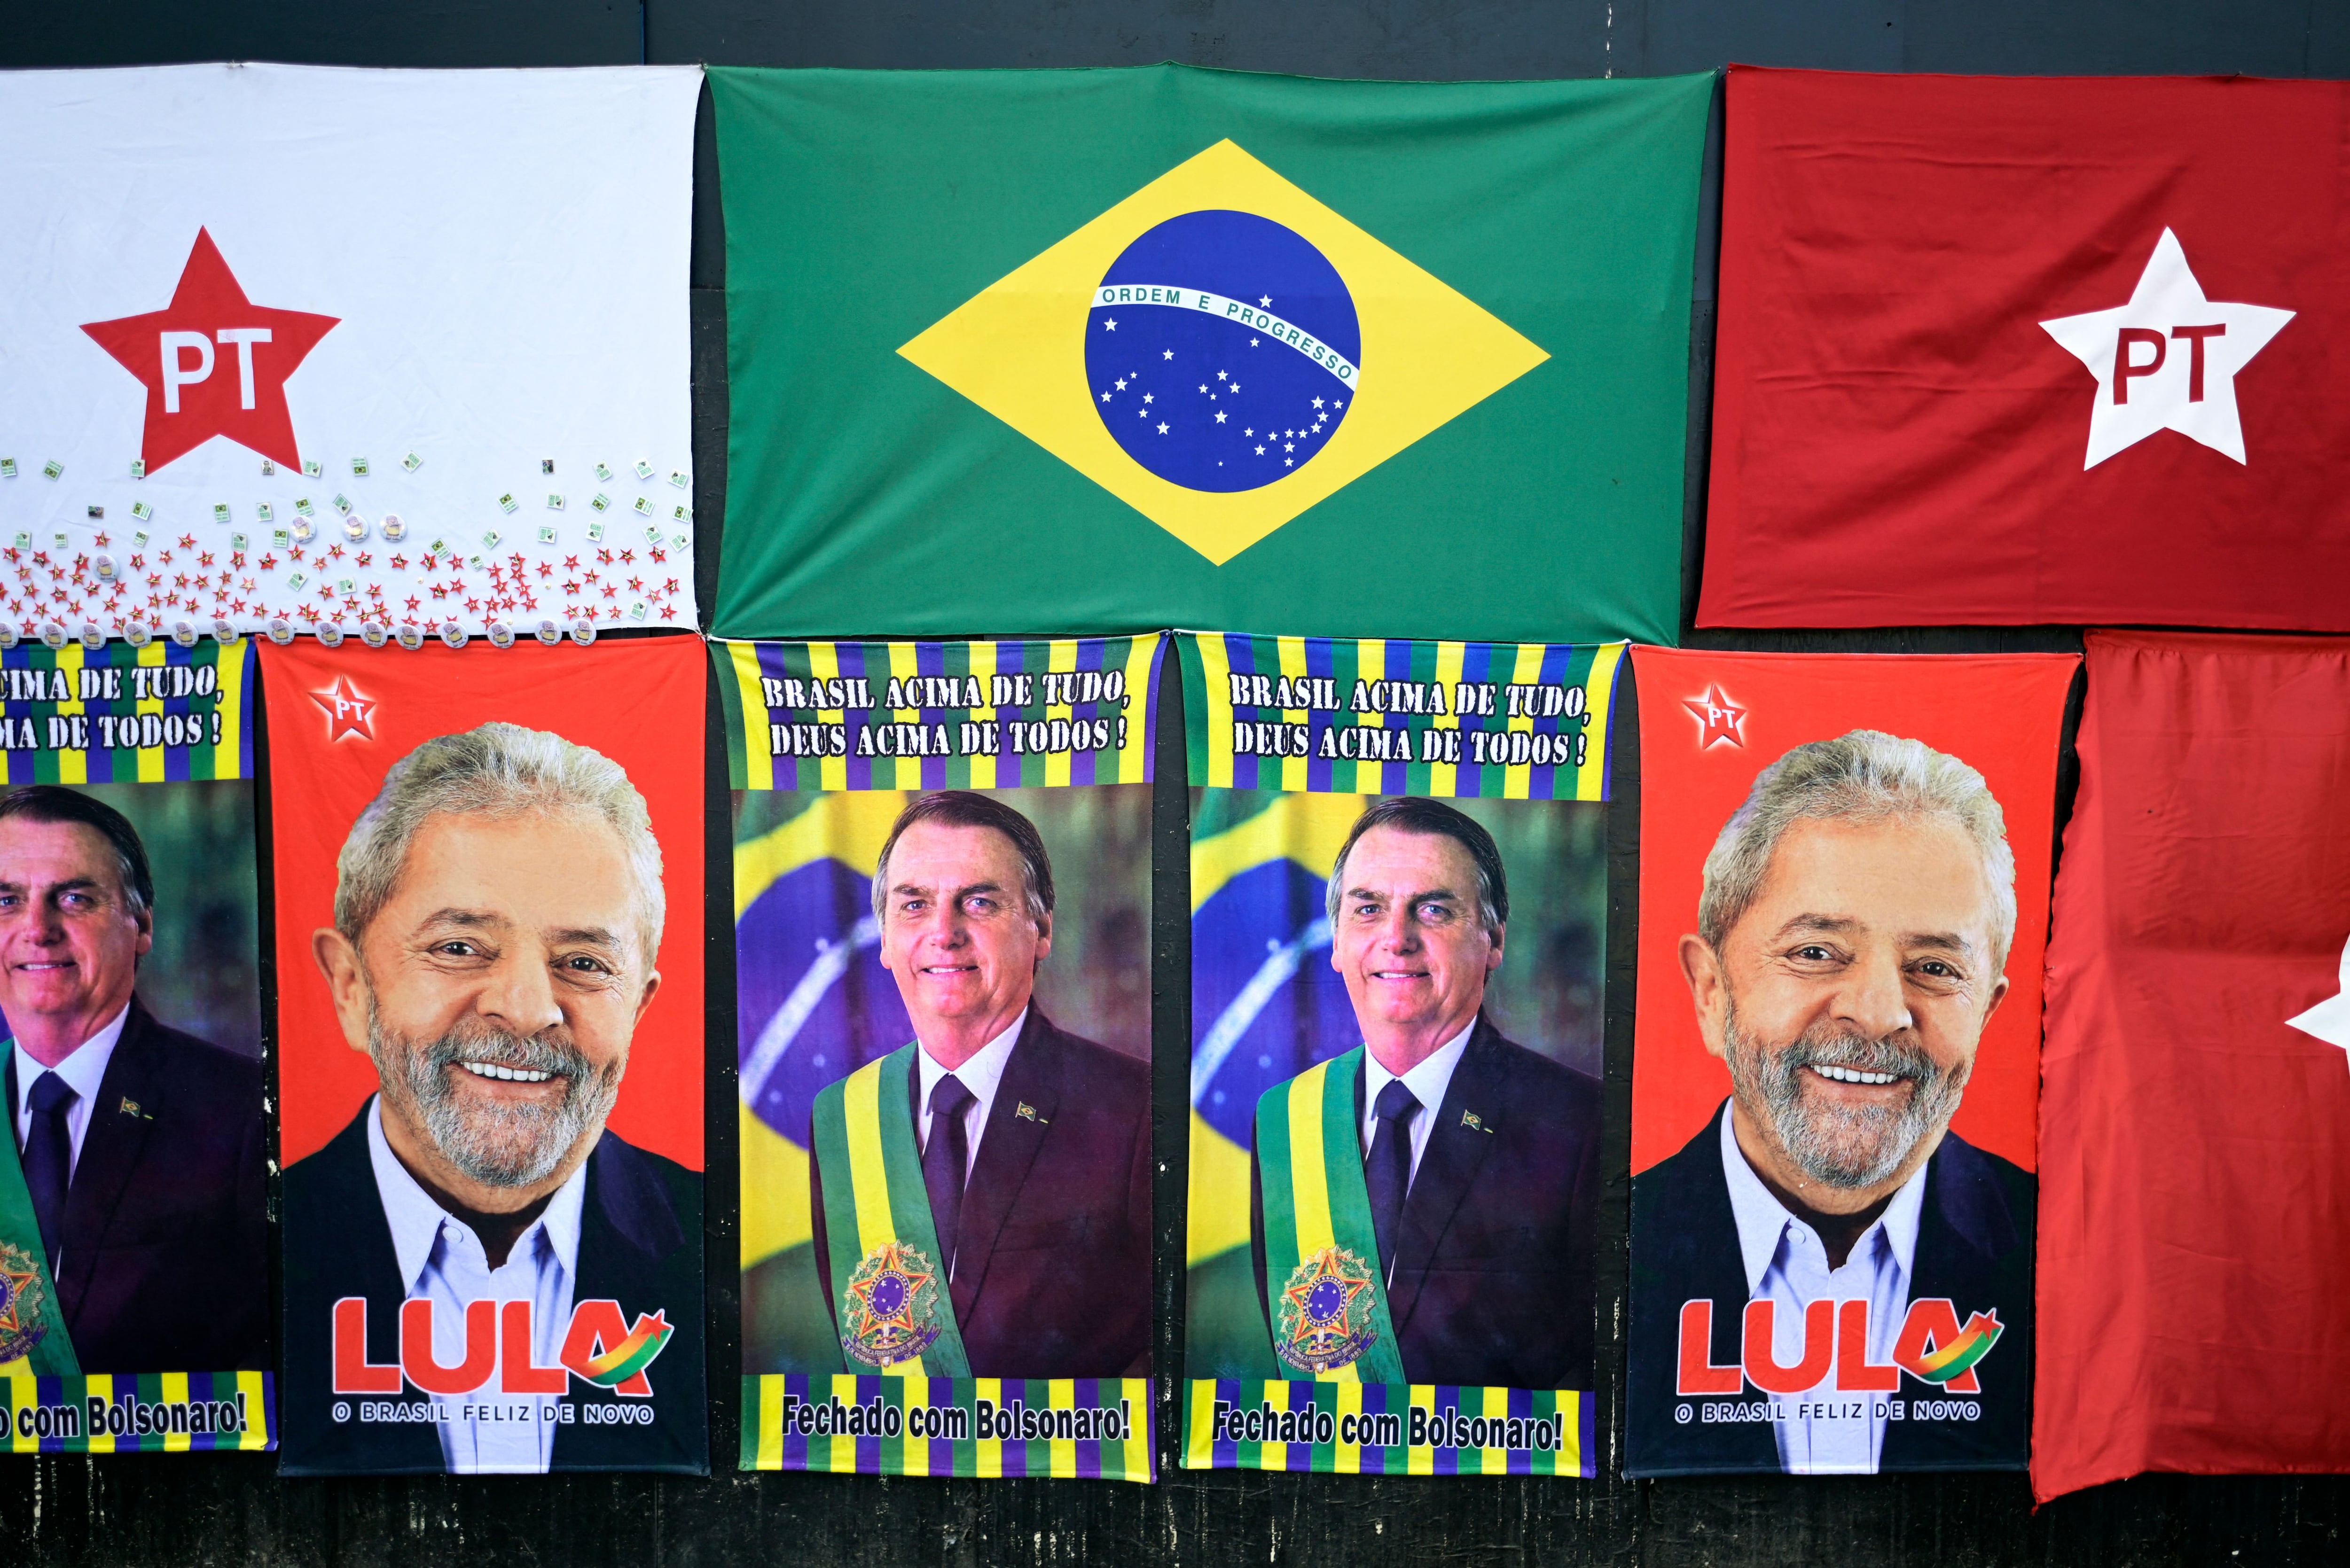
1031 910 1052 967
132 900 154 960
313 927 373 1053
1680 933 1733 1062
633 969 662 1029
1484 922 1506 974
1982 970 2011 1026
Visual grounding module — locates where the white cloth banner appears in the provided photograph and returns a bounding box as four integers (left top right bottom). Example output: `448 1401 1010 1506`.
0 63 701 642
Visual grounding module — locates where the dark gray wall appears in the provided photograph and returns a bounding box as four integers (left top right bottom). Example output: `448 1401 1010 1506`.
4 3 2345 1564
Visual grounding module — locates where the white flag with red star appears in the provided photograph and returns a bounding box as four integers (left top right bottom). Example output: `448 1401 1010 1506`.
0 62 700 641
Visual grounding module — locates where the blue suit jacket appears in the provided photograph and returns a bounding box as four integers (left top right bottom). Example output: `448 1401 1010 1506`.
811 1009 1153 1379
6 999 268 1374
1626 1100 2034 1475
279 1103 707 1476
1250 1018 1601 1390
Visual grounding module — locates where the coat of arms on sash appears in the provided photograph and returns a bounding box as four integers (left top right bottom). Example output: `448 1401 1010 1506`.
0 1242 53 1365
1274 1246 1379 1374
840 1240 945 1369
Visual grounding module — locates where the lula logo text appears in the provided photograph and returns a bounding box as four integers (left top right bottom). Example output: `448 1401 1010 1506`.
331 1297 673 1397
1676 1297 2002 1396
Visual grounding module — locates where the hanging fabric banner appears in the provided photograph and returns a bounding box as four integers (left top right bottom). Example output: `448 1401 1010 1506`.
1177 631 1621 1476
722 637 1161 1482
262 634 707 1476
0 636 272 1453
0 63 700 644
1624 647 2075 1476
2035 632 2350 1502
1700 68 2350 632
708 65 1711 646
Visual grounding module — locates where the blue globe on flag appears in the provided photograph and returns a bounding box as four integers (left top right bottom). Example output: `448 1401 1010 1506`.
1086 210 1360 493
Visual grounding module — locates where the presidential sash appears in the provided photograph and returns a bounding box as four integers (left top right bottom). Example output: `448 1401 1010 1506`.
1253 1047 1406 1385
810 1043 972 1377
0 1057 79 1377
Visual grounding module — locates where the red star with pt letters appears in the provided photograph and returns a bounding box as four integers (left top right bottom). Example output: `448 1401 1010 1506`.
80 228 339 474
308 674 377 743
1683 684 1747 750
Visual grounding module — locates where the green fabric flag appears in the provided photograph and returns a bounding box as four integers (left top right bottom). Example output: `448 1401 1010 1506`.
709 65 1711 645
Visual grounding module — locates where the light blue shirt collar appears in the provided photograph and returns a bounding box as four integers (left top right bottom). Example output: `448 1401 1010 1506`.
1717 1098 1927 1296
365 1094 587 1292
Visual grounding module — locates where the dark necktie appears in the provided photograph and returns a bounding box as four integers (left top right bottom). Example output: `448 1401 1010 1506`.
23 1071 76 1272
922 1074 976 1278
1365 1078 1420 1282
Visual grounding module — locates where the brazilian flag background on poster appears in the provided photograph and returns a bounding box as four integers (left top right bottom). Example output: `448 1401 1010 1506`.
0 636 274 1454
708 66 1711 646
1178 632 1617 1475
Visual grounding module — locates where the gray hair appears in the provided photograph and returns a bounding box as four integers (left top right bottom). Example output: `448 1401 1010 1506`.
334 722 665 977
1699 729 2017 973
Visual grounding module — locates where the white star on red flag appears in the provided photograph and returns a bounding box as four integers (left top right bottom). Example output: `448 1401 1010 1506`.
2286 933 2350 1077
2039 229 2293 469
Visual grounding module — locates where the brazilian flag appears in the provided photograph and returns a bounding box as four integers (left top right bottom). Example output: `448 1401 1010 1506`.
709 65 1711 645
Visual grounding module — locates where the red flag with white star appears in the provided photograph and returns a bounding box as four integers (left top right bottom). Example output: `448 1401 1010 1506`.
1700 68 2350 632
2035 632 2350 1500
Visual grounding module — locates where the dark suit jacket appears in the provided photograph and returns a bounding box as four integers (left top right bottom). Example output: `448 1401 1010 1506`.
813 1009 1152 1379
280 1103 707 1476
1250 1019 1601 1391
1626 1100 2035 1475
4 999 267 1373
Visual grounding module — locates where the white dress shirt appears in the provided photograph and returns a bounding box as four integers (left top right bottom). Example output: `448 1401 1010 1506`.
1719 1104 1927 1475
1358 1020 1474 1190
368 1096 588 1475
913 1007 1026 1186
11 1004 132 1179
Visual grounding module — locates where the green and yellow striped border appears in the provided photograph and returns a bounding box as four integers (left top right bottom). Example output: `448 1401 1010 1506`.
743 1374 1152 1481
1178 632 1620 798
0 637 251 783
716 636 1161 792
1182 1378 1589 1475
2 1371 273 1453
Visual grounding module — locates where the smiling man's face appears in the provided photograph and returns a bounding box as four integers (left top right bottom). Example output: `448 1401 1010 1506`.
877 818 1050 1064
1681 813 2009 1209
1330 824 1504 1075
315 808 659 1210
0 816 150 1055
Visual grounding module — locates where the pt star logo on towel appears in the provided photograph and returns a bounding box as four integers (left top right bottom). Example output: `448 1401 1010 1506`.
1682 684 1746 750
307 675 377 743
900 140 1548 563
80 227 340 476
2039 229 2293 470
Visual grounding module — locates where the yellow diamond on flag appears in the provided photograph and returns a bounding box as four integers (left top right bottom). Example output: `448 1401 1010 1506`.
899 140 1549 565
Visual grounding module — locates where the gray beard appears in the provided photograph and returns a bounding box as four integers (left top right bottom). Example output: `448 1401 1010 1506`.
367 1005 621 1189
1722 999 1967 1190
